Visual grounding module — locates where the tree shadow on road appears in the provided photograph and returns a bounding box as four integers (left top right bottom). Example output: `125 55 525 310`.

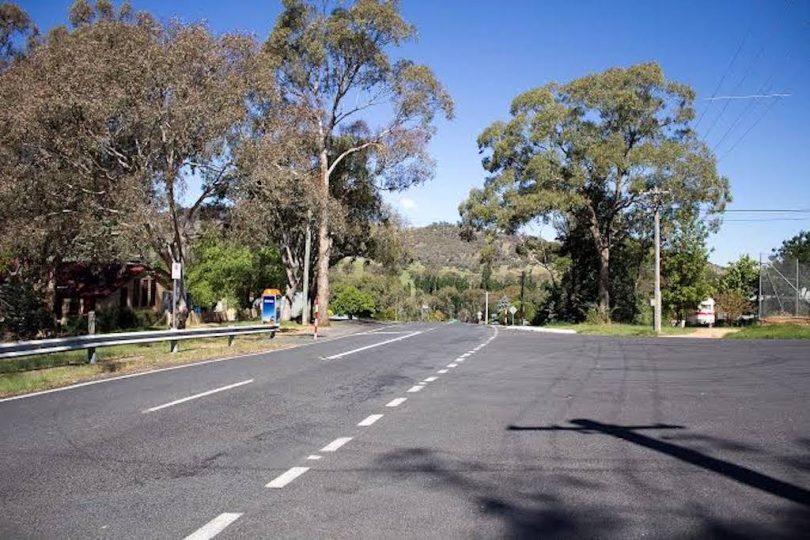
373 447 622 538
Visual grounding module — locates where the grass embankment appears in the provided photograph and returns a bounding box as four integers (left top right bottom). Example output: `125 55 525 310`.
0 322 307 398
548 323 695 337
724 324 810 340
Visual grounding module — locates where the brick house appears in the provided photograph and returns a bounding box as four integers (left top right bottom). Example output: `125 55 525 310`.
55 263 168 322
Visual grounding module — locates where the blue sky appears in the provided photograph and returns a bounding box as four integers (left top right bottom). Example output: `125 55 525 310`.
21 0 810 264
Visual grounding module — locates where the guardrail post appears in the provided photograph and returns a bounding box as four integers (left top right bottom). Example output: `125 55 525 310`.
87 347 97 364
228 335 235 347
170 340 179 353
87 311 97 363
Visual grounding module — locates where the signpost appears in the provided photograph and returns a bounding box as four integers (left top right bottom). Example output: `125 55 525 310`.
171 262 182 332
509 305 517 326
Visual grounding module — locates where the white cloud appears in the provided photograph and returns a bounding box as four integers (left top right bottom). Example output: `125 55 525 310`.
398 196 418 211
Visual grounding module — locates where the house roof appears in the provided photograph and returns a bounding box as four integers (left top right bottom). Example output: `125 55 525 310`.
57 263 157 300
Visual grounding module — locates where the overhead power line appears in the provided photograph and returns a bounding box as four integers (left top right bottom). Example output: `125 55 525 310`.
695 24 753 130
704 93 791 101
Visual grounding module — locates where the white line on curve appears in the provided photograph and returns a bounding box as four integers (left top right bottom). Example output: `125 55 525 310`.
386 397 407 407
358 414 384 427
142 379 253 413
447 363 458 368
266 467 310 488
407 385 424 393
321 437 353 452
324 331 423 360
184 513 243 540
461 353 471 357
456 358 465 362
423 376 438 383
437 369 449 374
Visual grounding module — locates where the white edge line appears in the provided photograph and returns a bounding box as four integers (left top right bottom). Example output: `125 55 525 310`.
266 466 310 488
324 331 423 360
386 397 407 407
321 437 353 452
0 324 396 404
184 512 242 540
358 414 384 427
423 376 438 383
406 385 424 393
447 363 458 368
437 369 448 374
143 379 254 413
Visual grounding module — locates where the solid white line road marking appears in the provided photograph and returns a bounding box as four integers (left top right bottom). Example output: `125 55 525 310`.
423 376 438 383
321 437 353 452
324 331 422 360
143 379 253 413
184 513 243 540
307 455 322 460
407 385 424 393
386 397 407 407
437 369 449 374
358 414 384 426
447 363 458 368
266 466 310 488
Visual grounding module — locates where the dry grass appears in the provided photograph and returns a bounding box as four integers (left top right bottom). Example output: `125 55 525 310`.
0 334 292 398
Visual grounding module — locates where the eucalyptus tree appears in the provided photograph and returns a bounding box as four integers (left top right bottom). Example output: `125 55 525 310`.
460 63 729 319
0 0 254 324
264 0 453 323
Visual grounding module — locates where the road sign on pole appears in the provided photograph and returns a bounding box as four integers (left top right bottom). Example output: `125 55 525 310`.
509 305 517 326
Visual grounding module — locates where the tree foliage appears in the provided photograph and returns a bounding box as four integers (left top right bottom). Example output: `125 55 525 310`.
460 63 730 318
265 0 453 323
662 223 713 321
773 230 810 265
0 1 255 325
331 284 376 318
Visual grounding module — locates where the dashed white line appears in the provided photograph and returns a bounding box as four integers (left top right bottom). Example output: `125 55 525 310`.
324 331 423 360
266 466 310 488
456 358 465 363
407 385 424 393
437 369 449 374
142 379 253 413
423 376 439 383
386 397 407 407
447 363 458 368
321 437 353 452
461 353 471 357
307 455 322 460
184 513 243 540
358 414 384 427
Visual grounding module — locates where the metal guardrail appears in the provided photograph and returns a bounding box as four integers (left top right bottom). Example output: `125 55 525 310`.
0 324 280 363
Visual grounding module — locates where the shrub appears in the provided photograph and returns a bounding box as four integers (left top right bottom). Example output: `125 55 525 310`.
0 279 53 339
331 285 376 318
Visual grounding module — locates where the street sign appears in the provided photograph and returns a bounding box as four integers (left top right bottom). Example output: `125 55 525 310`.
171 262 182 280
509 306 517 315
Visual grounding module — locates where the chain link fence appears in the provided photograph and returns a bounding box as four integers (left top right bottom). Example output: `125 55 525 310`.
759 258 810 319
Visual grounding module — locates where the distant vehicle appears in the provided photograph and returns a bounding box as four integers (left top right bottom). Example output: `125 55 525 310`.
687 298 716 327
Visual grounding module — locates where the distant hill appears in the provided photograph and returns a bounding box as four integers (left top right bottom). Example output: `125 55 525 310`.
401 222 550 280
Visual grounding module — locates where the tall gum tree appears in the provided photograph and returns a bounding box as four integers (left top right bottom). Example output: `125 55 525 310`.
0 1 254 325
264 0 453 323
460 63 730 319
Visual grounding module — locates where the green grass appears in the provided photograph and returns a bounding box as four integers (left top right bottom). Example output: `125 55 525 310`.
0 333 290 397
724 324 810 340
547 322 694 337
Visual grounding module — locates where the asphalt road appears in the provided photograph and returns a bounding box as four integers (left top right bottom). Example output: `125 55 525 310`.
1 322 808 539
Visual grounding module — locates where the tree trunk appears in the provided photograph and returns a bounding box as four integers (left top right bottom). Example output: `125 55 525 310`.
587 208 611 322
316 148 332 326
596 246 610 320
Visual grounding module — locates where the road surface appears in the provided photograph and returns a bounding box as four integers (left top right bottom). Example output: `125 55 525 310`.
1 322 808 538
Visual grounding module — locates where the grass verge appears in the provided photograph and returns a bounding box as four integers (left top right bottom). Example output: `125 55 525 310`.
724 324 810 340
0 333 291 398
547 323 695 337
